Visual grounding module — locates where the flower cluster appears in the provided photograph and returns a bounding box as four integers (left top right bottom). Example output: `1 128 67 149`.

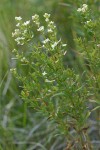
11 13 67 79
77 4 88 13
11 13 67 75
10 68 16 75
11 13 67 74
12 16 33 45
32 14 40 27
43 13 50 22
31 13 67 52
77 4 95 36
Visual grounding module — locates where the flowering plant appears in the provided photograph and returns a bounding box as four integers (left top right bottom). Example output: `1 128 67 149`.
11 4 100 149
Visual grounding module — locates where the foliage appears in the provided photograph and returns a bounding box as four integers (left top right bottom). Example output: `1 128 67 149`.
11 4 100 149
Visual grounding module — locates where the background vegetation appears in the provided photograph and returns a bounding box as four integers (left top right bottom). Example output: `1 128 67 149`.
0 0 100 150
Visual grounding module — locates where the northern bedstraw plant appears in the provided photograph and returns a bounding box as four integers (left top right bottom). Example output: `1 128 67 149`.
11 4 100 149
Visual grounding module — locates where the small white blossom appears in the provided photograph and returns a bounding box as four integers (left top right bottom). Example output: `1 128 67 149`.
21 57 28 63
81 7 87 13
23 29 27 35
23 20 30 26
12 32 16 37
42 38 50 44
10 68 16 74
15 37 24 41
83 4 88 8
48 90 51 92
48 21 56 29
16 54 20 59
48 28 53 33
21 57 26 62
32 14 39 20
86 19 91 24
43 13 50 18
32 14 40 26
51 42 57 49
62 44 67 47
10 68 16 71
15 16 22 21
15 37 25 45
44 13 50 22
45 79 55 83
37 26 44 32
97 44 100 48
48 21 54 26
42 71 47 76
45 18 49 22
12 49 17 53
15 29 20 32
16 23 20 27
51 39 61 49
63 51 67 55
77 8 82 12
15 38 21 44
49 21 54 24
12 29 20 37
77 4 88 13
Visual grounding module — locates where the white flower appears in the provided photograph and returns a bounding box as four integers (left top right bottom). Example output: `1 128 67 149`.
77 8 82 12
43 13 50 18
77 4 88 13
12 49 17 53
15 37 25 41
63 51 67 55
51 39 61 49
16 23 20 27
37 26 44 31
83 4 88 8
12 29 20 37
81 7 87 13
32 14 39 20
15 37 25 45
48 28 53 33
42 38 50 44
21 57 26 62
48 90 51 92
23 20 30 26
20 43 24 45
48 21 56 29
15 29 20 32
62 44 67 47
45 18 49 22
15 16 22 21
44 13 50 22
15 37 21 44
10 68 16 74
97 44 100 48
32 14 40 26
86 19 91 24
42 71 47 76
45 79 55 83
48 21 54 26
51 42 57 49
23 29 27 34
21 57 28 63
10 68 16 71
12 32 16 37
82 4 88 12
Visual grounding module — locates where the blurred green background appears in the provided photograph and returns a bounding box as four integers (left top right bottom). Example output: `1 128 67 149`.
0 0 100 149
